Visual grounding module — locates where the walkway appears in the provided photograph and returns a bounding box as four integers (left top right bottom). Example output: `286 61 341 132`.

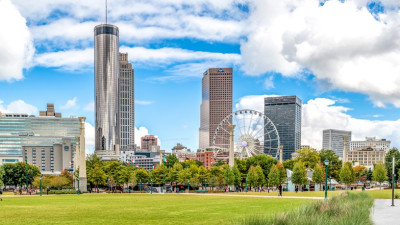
372 199 400 225
181 193 324 199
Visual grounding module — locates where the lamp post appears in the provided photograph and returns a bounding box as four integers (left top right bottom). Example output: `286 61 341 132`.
77 177 80 195
108 177 110 194
150 169 153 194
40 175 43 196
25 155 29 194
245 177 248 192
392 156 395 207
163 164 166 193
140 179 142 192
324 159 329 200
329 176 332 191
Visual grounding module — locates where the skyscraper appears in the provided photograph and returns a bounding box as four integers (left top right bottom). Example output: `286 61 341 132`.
141 135 158 151
264 96 302 160
94 24 120 152
199 68 232 149
119 53 134 150
322 129 351 158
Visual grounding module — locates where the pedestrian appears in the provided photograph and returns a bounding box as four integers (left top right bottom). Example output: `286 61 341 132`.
46 187 49 195
19 188 22 195
0 188 3 201
29 189 32 195
278 185 282 197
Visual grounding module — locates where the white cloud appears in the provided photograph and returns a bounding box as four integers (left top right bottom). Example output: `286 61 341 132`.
0 100 38 115
241 0 400 107
136 100 153 105
34 48 93 71
236 95 400 150
0 0 34 81
84 102 94 111
263 76 274 90
60 97 78 109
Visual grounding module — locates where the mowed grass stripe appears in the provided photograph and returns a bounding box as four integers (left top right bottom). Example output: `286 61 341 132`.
1 194 314 225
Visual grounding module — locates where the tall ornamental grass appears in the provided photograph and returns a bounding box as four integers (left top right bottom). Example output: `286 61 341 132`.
238 192 374 225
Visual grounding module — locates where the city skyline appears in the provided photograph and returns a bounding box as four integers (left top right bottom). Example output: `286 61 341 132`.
1 0 400 153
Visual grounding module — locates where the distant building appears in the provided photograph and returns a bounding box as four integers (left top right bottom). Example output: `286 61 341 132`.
196 151 214 169
322 129 351 159
350 137 390 152
264 96 302 160
0 104 81 173
199 68 233 150
172 148 196 162
141 135 158 151
301 145 311 149
347 147 386 170
119 150 160 171
172 143 187 151
119 53 135 151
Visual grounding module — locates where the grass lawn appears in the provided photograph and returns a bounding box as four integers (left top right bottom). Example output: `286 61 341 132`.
1 194 314 225
217 189 400 199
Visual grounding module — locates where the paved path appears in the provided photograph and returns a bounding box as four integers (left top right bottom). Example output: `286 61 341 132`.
372 199 400 225
181 193 324 199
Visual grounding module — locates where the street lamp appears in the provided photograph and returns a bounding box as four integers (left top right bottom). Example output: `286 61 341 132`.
25 155 29 194
40 175 43 196
324 159 329 200
245 177 248 192
108 177 110 194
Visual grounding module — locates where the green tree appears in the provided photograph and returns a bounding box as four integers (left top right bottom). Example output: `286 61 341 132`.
292 162 307 188
214 159 226 167
151 165 165 184
165 154 179 168
246 155 277 182
373 163 388 190
319 149 342 180
168 163 183 184
2 162 40 187
246 166 258 191
0 166 4 187
312 164 325 190
197 166 210 188
296 148 320 168
177 169 191 184
209 166 224 189
255 165 265 188
234 158 247 184
385 148 400 186
268 165 281 187
88 164 107 192
222 166 235 186
135 168 149 183
232 166 242 186
277 163 287 185
283 159 296 171
340 162 356 189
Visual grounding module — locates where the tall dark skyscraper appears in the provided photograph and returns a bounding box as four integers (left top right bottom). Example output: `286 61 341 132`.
119 53 134 150
199 68 232 150
94 24 120 152
264 96 302 160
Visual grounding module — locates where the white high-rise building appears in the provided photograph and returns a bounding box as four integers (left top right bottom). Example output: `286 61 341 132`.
350 137 390 152
322 129 351 158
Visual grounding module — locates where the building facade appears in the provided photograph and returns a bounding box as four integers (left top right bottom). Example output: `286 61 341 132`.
347 147 386 169
350 137 390 152
94 24 120 152
0 104 80 172
199 68 232 150
264 96 302 160
196 151 214 169
141 135 158 151
119 53 135 150
322 129 351 159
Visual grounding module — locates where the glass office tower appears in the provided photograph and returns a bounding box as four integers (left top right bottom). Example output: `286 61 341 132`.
264 96 302 160
0 112 80 165
94 24 120 151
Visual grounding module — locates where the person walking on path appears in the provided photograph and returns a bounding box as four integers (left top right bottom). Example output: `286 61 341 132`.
278 184 283 197
0 188 3 201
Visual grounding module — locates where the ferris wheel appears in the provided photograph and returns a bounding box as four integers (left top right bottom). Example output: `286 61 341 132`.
211 109 280 159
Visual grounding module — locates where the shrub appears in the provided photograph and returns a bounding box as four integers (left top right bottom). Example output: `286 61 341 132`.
395 193 400 199
238 192 374 225
47 190 77 194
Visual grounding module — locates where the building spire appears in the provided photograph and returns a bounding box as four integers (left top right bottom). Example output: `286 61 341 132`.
105 0 108 24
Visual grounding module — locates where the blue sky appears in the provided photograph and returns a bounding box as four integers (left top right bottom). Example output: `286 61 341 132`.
1 0 400 153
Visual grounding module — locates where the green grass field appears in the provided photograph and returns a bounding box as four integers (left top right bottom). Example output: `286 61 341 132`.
1 194 314 225
217 189 400 199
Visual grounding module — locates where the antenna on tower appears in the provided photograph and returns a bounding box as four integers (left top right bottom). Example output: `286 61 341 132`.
105 0 108 24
